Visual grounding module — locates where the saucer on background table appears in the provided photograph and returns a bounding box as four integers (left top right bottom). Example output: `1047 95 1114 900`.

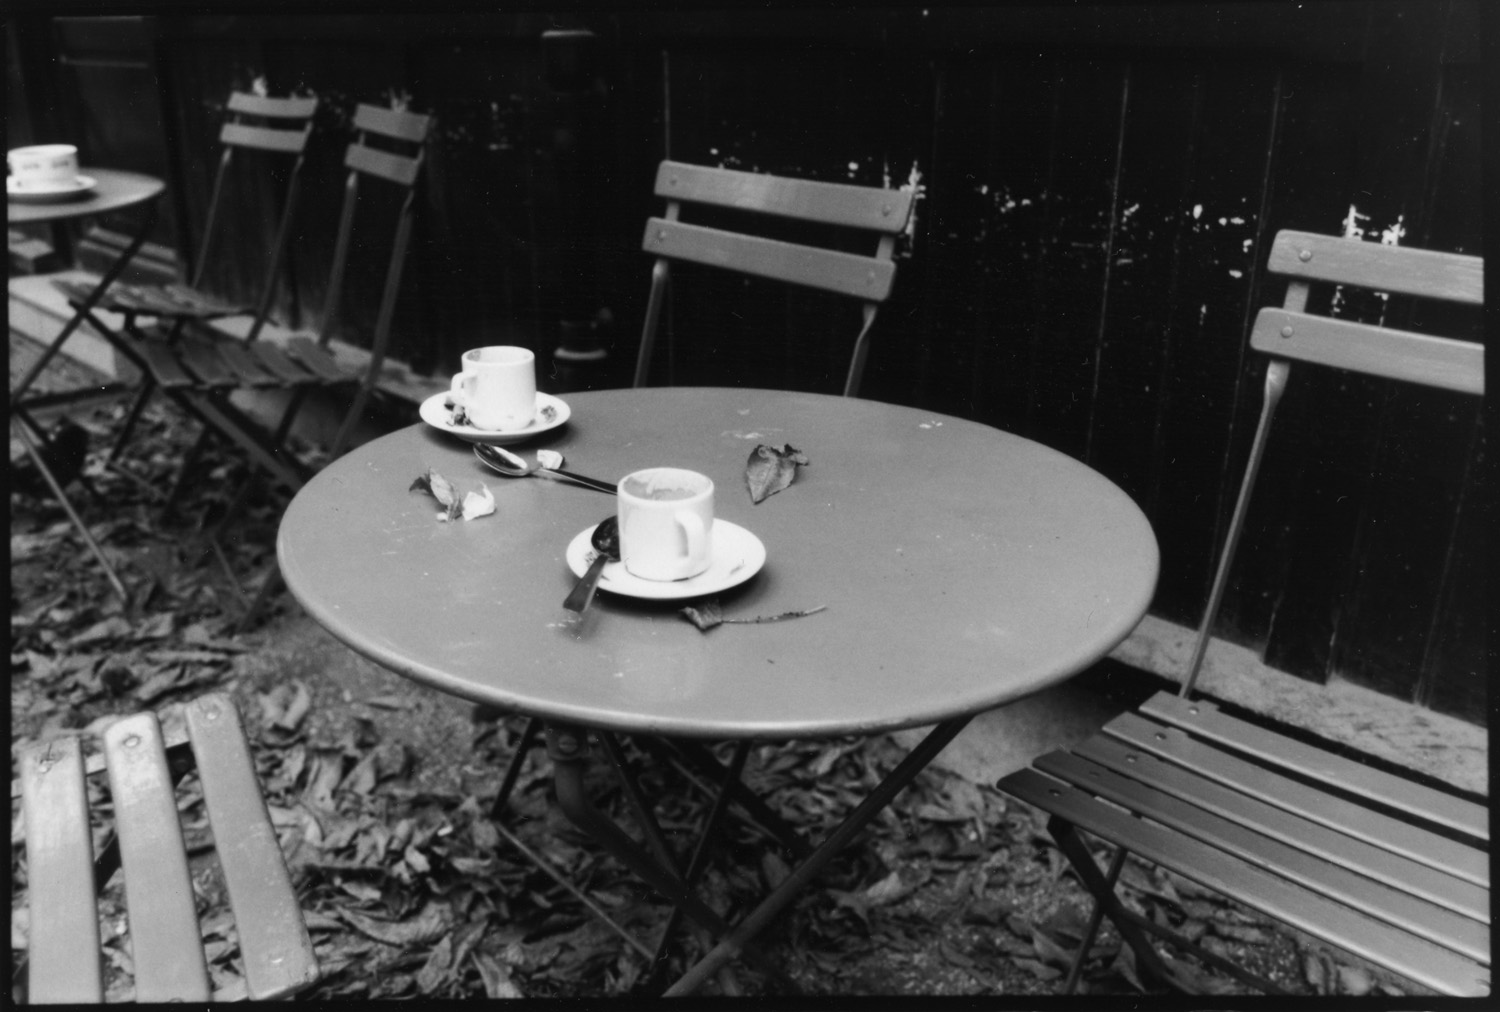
419 391 570 446
7 174 97 204
565 520 767 601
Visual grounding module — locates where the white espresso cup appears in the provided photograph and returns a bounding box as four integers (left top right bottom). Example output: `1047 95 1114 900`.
617 468 715 581
450 346 536 431
8 145 79 190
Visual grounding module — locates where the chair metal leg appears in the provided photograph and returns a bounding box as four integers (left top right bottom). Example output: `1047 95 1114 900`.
12 417 129 602
1063 845 1127 993
1046 816 1176 989
109 378 158 465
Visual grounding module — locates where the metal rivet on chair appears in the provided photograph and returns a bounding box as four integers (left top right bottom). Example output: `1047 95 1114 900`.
201 702 221 720
1298 249 1313 262
1154 732 1166 741
1125 753 1137 762
1187 705 1199 715
123 734 141 749
1280 325 1295 339
656 230 667 242
882 204 892 217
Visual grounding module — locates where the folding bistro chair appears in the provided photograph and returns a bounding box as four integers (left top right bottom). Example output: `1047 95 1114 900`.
997 231 1487 996
633 159 915 398
52 91 318 468
113 102 433 501
14 693 318 1002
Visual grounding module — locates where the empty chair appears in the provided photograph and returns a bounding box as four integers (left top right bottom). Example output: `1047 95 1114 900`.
116 102 434 498
996 230 1487 997
53 91 319 464
634 160 916 397
14 693 318 1002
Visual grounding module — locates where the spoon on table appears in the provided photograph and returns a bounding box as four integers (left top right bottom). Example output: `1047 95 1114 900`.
563 516 620 613
472 444 617 494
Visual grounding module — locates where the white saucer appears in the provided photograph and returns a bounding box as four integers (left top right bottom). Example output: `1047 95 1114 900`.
419 391 570 446
566 520 767 601
7 174 97 204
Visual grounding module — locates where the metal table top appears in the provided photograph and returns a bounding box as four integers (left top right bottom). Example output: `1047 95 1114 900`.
7 168 165 224
277 387 1159 740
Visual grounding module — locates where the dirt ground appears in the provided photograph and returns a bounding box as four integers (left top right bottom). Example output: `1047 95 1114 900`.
9 364 1417 1001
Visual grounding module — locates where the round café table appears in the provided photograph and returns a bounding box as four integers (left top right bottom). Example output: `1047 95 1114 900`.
10 168 166 600
277 386 1159 991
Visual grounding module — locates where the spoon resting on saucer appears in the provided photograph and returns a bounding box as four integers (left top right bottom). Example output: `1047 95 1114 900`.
563 516 620 612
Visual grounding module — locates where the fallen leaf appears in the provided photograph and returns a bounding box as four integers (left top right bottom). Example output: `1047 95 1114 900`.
339 901 452 947
473 952 525 998
744 443 809 504
411 469 463 521
460 484 496 521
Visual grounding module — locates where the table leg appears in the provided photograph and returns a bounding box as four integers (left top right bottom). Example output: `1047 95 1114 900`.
662 713 974 996
10 204 158 402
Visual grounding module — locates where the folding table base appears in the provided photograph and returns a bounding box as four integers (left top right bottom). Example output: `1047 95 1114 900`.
527 714 974 995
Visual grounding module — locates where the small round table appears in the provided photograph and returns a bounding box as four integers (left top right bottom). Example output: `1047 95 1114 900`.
277 386 1160 991
10 168 166 599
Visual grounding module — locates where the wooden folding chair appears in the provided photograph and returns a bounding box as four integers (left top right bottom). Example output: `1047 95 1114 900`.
115 102 433 499
996 230 1487 997
53 92 318 467
633 160 915 398
13 693 318 1003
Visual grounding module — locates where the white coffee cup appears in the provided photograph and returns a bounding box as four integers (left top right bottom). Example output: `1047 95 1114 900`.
8 145 79 190
450 346 536 431
617 467 714 581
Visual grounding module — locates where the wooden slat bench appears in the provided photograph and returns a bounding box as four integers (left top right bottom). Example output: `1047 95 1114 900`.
997 230 1487 997
14 693 317 1003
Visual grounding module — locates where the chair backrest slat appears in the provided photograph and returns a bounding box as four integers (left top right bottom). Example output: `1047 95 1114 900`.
644 217 898 300
1267 230 1483 305
103 713 212 1002
227 91 319 119
187 694 319 1000
354 103 434 143
20 736 104 1004
346 142 421 186
1251 308 1485 396
655 159 914 233
219 120 313 154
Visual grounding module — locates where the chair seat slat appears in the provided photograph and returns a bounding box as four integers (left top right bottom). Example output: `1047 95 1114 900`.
20 736 104 1004
1104 708 1487 887
245 340 320 386
1000 767 1491 998
214 340 282 387
187 695 319 1000
1140 693 1488 842
103 713 211 1003
126 335 197 388
285 336 355 383
643 218 896 301
175 335 239 388
1062 732 1488 924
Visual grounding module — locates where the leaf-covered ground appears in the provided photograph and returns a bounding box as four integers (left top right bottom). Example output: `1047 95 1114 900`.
10 372 1413 1000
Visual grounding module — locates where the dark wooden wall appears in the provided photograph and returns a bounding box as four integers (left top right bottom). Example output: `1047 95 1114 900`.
10 4 1486 723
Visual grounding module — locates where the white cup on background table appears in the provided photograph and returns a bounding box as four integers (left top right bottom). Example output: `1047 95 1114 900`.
7 145 80 190
450 345 536 431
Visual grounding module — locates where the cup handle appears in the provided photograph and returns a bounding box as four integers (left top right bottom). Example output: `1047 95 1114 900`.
675 510 707 569
450 371 472 404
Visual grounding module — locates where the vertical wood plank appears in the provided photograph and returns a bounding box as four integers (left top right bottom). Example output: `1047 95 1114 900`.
1144 62 1282 628
1021 59 1127 461
103 713 211 1003
20 736 104 1004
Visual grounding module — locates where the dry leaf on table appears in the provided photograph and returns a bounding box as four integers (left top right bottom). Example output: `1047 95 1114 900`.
744 443 809 504
410 469 493 522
